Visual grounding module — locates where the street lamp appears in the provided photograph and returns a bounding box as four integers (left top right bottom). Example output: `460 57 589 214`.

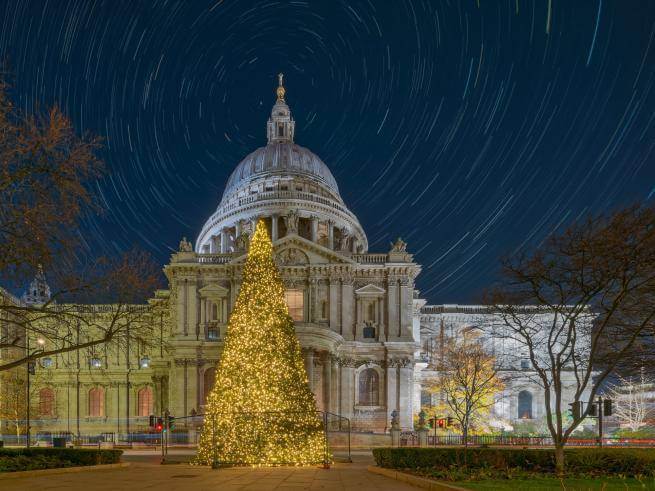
26 337 45 448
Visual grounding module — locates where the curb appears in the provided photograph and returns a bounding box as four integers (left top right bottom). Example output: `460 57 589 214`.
0 462 130 479
367 465 469 491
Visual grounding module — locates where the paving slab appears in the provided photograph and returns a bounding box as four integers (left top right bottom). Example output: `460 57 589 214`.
0 459 419 491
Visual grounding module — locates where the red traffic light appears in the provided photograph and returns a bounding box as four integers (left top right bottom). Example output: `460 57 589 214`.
156 424 163 431
437 418 445 428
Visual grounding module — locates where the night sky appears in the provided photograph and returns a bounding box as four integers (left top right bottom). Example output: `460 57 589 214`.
2 1 654 303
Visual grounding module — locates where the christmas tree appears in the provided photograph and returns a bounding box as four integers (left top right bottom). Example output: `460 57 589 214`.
196 220 326 466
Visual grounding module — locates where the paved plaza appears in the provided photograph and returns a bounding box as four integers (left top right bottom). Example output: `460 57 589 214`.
0 450 418 491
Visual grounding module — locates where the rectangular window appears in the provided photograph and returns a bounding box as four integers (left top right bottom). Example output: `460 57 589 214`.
284 289 304 322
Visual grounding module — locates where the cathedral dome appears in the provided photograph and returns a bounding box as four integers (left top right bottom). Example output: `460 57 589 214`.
196 74 367 255
221 143 340 205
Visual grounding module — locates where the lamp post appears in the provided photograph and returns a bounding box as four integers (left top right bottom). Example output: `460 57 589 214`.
26 337 45 448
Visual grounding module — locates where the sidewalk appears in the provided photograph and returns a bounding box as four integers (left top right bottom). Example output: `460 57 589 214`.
0 452 419 490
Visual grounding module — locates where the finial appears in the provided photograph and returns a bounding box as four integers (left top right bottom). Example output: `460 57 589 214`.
276 72 286 101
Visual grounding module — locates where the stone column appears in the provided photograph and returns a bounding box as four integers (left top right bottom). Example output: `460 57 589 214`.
220 228 229 253
327 220 334 249
398 361 414 429
378 298 386 342
330 357 340 415
341 277 354 341
210 235 219 253
386 360 398 423
399 279 413 340
235 220 243 238
311 216 319 242
387 277 399 340
322 352 331 413
339 362 355 420
271 214 278 241
328 276 340 334
309 279 318 323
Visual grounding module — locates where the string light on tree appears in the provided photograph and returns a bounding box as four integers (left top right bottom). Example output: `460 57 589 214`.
195 220 326 466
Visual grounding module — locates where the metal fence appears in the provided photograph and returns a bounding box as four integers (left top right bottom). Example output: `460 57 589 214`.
171 410 351 467
398 432 655 447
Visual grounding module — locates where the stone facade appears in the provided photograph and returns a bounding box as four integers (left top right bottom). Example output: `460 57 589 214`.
0 78 588 439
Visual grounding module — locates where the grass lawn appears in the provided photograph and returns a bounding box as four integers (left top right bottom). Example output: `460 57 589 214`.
457 476 655 490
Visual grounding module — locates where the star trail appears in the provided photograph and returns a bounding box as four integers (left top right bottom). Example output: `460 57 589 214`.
1 0 654 302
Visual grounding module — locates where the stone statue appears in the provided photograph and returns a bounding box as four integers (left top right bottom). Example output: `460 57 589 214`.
338 226 350 251
179 237 193 252
390 409 400 430
390 237 407 253
285 210 299 234
276 248 308 266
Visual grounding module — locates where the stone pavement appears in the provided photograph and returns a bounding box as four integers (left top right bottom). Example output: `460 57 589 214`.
0 451 419 490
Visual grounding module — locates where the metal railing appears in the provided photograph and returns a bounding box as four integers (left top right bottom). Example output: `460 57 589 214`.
399 434 655 447
169 410 351 467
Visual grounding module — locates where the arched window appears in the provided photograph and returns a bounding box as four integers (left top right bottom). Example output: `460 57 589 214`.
137 387 153 417
203 367 216 404
39 388 55 417
88 387 105 417
518 390 533 419
358 368 379 406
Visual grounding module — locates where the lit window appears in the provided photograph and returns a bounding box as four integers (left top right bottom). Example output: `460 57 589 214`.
137 387 153 417
284 289 304 322
518 390 533 419
41 357 53 368
88 388 105 417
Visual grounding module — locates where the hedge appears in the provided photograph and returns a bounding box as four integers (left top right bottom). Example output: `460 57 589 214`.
372 447 655 477
0 448 123 472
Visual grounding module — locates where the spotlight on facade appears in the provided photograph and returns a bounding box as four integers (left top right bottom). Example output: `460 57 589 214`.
139 356 150 369
90 357 102 369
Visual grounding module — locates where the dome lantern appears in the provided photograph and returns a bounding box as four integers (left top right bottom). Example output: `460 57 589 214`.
267 73 295 144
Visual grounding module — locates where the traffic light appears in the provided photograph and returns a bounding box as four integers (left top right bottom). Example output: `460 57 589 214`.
167 415 175 430
156 417 164 431
446 417 454 427
149 415 156 428
428 417 435 428
588 402 598 417
603 399 612 417
568 401 582 420
437 418 445 428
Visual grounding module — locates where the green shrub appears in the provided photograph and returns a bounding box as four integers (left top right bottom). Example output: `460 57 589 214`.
0 448 122 472
371 447 655 477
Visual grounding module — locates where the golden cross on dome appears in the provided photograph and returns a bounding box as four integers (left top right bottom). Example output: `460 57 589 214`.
276 72 285 101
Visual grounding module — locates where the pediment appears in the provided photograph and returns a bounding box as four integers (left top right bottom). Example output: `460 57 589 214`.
355 284 386 296
230 233 356 265
198 284 229 298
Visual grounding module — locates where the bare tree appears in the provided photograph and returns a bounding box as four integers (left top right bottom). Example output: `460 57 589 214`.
488 204 655 475
427 331 505 445
605 370 654 432
0 75 163 372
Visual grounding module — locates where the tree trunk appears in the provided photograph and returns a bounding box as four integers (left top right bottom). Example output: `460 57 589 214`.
554 443 565 476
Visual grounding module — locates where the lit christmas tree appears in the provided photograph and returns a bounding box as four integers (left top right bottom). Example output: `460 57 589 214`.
196 220 326 466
